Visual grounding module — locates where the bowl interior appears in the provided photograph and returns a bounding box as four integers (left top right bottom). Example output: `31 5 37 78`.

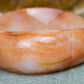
0 8 84 32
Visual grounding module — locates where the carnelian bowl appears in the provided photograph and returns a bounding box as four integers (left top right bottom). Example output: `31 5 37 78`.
0 8 84 74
